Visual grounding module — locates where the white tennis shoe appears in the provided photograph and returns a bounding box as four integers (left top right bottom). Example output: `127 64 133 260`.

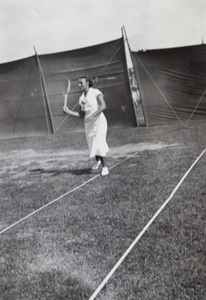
92 160 101 170
101 167 109 176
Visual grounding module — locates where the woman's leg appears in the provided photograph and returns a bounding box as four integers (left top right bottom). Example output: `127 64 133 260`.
99 156 106 167
95 155 101 162
93 156 109 175
99 156 109 176
92 155 101 170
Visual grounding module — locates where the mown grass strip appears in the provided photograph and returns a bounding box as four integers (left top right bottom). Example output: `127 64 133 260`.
89 148 206 300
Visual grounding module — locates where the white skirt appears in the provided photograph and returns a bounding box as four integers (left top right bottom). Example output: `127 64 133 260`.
85 113 109 157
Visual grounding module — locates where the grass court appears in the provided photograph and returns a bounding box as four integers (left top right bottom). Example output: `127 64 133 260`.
0 120 206 299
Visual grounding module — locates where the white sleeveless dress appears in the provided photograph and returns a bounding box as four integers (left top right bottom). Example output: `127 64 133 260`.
79 88 109 158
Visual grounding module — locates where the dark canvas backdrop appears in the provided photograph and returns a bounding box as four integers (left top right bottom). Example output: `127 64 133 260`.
131 44 206 126
0 57 49 139
39 37 136 133
0 37 136 139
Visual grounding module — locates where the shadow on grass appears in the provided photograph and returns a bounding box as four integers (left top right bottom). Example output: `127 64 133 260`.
30 168 92 176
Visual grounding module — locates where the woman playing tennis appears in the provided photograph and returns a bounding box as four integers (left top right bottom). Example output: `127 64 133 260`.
63 75 109 176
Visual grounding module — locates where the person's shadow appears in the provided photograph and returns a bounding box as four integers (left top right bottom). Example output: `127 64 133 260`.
70 168 92 175
30 168 92 176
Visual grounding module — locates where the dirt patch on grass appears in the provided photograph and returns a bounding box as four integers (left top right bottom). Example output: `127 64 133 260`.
110 142 179 157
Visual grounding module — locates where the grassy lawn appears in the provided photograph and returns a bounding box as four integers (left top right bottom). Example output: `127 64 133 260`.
0 120 206 299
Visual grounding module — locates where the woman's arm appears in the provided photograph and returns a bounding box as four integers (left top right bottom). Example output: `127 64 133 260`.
88 94 106 119
63 105 84 118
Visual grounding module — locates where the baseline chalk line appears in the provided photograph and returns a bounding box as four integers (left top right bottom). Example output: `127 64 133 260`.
0 151 140 235
88 148 206 300
0 174 99 235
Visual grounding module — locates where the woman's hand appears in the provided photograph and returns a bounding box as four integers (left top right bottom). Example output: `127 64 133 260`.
63 105 82 118
63 106 70 114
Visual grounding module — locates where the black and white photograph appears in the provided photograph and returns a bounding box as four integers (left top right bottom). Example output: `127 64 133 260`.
0 0 206 299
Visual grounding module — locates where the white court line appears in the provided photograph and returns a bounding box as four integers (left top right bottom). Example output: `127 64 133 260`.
88 148 206 300
0 152 140 236
0 174 99 235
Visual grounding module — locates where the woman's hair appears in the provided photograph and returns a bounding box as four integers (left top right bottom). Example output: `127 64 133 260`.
79 75 94 87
